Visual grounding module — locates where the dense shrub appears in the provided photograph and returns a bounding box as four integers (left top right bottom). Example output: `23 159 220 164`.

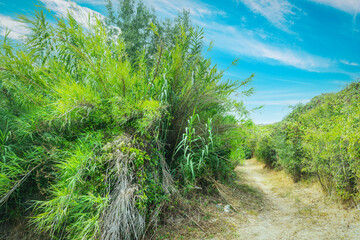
299 84 360 201
273 122 304 181
251 82 360 202
0 7 252 239
253 127 277 168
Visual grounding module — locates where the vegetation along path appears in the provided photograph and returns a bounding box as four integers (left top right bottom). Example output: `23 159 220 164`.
232 159 360 240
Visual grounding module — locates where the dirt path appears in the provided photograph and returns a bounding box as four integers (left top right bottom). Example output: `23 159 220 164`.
233 159 360 240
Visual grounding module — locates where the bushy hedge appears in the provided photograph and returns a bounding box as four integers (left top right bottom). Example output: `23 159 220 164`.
253 127 277 168
250 82 360 202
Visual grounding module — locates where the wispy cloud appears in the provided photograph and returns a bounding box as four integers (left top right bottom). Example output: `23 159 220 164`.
253 92 313 99
40 0 104 27
134 0 331 72
246 99 310 106
0 14 31 40
237 0 297 31
332 80 351 85
142 0 226 18
73 0 105 6
340 59 359 66
308 0 360 15
274 78 313 85
0 0 105 40
200 21 332 72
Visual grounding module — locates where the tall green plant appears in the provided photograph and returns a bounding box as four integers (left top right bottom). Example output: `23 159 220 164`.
0 6 252 238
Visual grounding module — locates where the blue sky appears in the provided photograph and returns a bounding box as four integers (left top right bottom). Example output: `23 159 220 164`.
0 0 359 124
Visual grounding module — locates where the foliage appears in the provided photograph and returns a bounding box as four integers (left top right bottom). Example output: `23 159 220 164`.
105 0 192 62
0 5 252 239
253 126 277 168
250 82 360 202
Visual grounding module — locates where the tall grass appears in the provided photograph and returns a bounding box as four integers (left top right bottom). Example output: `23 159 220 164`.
0 8 252 238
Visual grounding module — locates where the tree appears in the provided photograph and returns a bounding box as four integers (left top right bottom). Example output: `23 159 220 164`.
105 0 192 62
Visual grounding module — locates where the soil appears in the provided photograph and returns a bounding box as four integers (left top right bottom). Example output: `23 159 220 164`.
156 159 360 239
232 159 360 240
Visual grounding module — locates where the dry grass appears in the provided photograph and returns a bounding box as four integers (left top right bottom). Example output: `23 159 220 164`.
234 159 360 240
153 170 267 240
153 159 360 239
0 219 48 240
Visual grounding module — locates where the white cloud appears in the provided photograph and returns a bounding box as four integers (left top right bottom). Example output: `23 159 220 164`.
73 0 105 5
139 0 334 72
142 0 226 18
0 0 105 40
0 14 31 40
237 0 296 31
332 80 351 85
40 0 104 27
200 21 332 72
274 78 313 85
308 0 360 14
340 59 359 66
246 99 310 106
0 0 336 73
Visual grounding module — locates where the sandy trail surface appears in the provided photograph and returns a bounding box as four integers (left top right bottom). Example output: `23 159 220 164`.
232 159 360 240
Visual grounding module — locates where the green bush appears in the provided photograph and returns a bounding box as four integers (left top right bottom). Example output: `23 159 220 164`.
0 7 253 239
254 128 277 168
252 82 360 202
